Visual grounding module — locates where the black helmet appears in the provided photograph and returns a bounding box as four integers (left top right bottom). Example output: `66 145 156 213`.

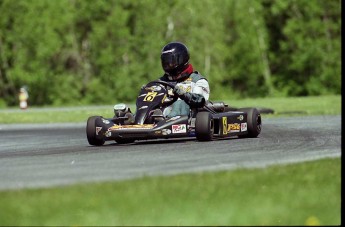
161 42 190 79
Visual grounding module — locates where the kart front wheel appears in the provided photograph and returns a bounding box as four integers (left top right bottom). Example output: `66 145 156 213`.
86 116 105 146
195 112 214 141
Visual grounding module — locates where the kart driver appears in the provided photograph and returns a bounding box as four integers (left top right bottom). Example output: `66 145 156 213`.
159 41 210 118
113 42 210 122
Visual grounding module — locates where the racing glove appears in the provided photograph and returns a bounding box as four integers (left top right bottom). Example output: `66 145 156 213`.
173 86 206 108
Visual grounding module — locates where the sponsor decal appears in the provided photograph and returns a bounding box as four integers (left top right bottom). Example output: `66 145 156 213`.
105 131 112 137
222 117 228 135
241 123 247 132
145 85 162 91
172 124 187 133
154 130 162 135
138 106 148 110
143 91 158 102
227 123 240 133
162 129 171 135
237 115 244 121
161 94 167 103
96 127 102 135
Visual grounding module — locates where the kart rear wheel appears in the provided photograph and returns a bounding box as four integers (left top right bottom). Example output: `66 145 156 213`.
238 108 261 138
86 116 105 146
195 112 214 141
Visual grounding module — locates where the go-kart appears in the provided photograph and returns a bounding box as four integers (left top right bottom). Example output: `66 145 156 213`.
86 80 262 146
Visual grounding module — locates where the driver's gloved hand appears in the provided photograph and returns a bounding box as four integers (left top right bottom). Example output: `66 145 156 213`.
173 85 205 108
173 85 186 96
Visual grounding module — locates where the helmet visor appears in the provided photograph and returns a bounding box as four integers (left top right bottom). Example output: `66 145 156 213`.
161 53 181 73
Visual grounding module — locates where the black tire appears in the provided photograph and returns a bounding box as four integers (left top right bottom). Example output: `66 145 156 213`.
86 116 105 146
238 108 262 138
115 138 135 144
195 112 214 141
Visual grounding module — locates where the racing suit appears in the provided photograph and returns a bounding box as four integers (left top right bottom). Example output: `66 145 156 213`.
160 72 210 118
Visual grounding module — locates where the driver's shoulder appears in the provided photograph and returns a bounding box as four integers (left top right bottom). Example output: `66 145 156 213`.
190 71 207 83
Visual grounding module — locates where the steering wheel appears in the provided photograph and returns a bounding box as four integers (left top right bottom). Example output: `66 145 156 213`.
149 80 178 107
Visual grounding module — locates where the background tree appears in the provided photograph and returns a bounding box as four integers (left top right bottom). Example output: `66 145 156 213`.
0 0 341 107
262 0 341 96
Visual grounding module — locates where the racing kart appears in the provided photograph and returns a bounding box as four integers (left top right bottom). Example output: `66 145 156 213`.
86 80 262 146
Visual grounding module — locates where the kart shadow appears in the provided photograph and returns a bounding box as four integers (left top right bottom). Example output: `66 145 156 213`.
103 137 196 147
102 136 240 147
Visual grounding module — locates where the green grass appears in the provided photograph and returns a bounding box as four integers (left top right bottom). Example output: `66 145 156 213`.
0 158 340 226
223 95 341 116
0 95 341 124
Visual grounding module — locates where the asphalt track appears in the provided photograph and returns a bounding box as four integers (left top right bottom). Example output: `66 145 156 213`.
0 115 341 190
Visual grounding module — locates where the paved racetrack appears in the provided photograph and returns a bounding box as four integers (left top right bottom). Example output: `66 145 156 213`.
0 115 341 190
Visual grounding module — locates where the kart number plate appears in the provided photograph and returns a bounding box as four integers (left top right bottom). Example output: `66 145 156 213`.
143 92 157 102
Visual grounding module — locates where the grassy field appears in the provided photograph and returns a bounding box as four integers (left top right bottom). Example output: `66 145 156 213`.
0 95 341 124
0 158 340 226
0 95 341 225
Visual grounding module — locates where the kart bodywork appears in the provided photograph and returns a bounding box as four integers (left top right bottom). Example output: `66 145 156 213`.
86 80 262 146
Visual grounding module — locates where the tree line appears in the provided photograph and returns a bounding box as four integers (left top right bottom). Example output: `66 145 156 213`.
0 0 341 107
